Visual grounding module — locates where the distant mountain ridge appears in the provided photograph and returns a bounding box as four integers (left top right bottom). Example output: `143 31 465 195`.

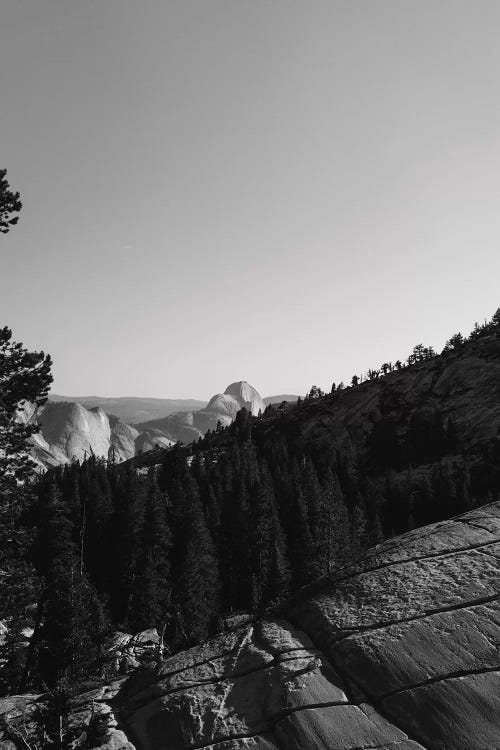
48 395 207 424
48 392 299 424
27 381 280 468
263 394 299 405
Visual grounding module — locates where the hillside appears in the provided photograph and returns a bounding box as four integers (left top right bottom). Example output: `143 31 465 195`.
279 333 500 462
129 332 500 514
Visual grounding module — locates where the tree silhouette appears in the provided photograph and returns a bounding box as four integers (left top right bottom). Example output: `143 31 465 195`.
0 169 22 233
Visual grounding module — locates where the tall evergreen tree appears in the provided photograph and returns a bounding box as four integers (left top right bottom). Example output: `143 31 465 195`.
174 475 220 645
321 468 351 573
35 484 108 688
300 456 324 579
349 501 370 562
128 472 173 633
108 464 146 626
286 460 316 587
248 456 290 611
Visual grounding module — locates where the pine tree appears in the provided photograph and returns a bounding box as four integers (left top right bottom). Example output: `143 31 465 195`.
0 567 35 694
0 169 22 233
108 464 146 625
218 447 252 610
76 458 115 590
35 483 108 688
287 460 316 587
300 457 324 578
128 472 173 634
0 326 52 689
349 502 370 562
248 456 290 611
364 479 385 546
0 482 41 694
175 475 220 645
32 683 73 749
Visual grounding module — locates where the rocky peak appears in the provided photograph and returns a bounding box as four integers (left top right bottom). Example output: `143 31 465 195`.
38 401 111 461
223 380 265 415
26 401 147 468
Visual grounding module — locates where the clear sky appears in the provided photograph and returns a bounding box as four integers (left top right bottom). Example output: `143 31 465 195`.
1 1 500 399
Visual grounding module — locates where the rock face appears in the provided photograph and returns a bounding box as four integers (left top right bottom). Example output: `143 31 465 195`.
223 381 265 416
0 629 162 749
24 381 265 468
40 402 111 461
109 416 140 463
117 503 500 750
23 402 172 469
134 381 266 445
0 683 134 750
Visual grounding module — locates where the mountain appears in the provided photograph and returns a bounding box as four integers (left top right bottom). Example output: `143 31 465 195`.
133 332 500 465
110 502 500 749
48 394 207 424
135 380 266 443
25 380 267 467
263 393 299 405
18 401 169 468
129 328 500 540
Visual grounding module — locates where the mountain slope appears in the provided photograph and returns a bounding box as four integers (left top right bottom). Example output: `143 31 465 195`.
133 334 500 470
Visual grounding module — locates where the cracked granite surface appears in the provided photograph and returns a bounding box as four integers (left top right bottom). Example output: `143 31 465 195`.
114 503 500 749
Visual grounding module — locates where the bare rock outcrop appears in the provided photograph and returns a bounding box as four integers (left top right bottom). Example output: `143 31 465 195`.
21 402 173 469
109 417 140 463
223 382 265 417
0 684 134 750
25 402 137 467
116 503 500 750
134 382 266 446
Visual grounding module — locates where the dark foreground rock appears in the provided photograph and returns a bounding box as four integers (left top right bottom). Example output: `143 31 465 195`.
0 681 133 749
2 504 499 749
118 503 500 750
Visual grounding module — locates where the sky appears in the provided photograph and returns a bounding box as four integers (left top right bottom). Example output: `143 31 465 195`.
1 1 500 400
